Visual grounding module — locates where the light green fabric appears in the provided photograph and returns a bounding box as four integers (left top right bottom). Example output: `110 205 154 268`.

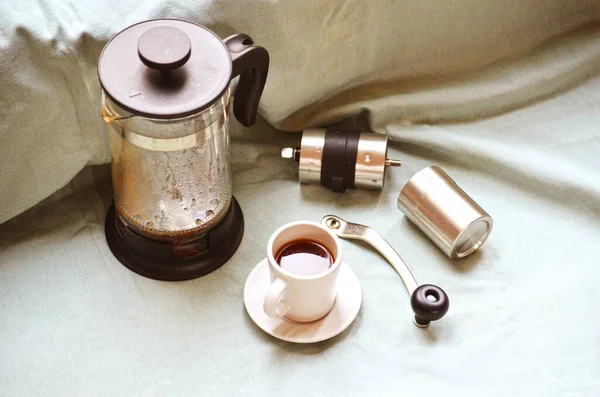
1 1 600 223
2 2 600 396
1 75 600 396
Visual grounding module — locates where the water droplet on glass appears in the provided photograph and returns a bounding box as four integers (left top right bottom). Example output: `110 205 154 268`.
146 221 154 227
183 207 188 211
316 147 321 153
195 218 202 225
209 186 215 193
365 155 371 163
205 210 214 218
191 198 196 203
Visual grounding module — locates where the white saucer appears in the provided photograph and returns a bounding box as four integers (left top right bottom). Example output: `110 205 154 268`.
244 259 362 343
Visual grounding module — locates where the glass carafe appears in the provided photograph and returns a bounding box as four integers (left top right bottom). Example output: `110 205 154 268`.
98 19 269 280
102 91 232 240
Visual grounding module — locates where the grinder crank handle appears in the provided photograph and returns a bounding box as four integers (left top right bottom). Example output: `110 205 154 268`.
321 215 449 328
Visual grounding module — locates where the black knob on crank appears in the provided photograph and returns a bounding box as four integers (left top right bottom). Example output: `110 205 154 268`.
411 284 449 327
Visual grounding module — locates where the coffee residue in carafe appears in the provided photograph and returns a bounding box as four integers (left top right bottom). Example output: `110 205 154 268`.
109 121 232 241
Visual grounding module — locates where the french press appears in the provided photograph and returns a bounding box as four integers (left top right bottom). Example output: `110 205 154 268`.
98 19 269 280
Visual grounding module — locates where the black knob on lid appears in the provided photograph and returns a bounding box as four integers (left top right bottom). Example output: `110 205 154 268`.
138 26 192 71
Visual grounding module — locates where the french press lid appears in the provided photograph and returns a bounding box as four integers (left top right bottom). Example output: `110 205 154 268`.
98 19 269 124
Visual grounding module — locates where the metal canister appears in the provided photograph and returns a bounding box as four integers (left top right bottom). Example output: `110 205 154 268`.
397 166 493 259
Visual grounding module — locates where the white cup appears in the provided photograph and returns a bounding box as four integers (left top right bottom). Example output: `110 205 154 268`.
263 221 343 323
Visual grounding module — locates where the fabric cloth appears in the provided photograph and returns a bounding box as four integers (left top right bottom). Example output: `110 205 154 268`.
1 75 600 396
2 1 600 395
1 1 600 223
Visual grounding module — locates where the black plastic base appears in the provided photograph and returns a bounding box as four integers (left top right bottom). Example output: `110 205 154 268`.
105 198 244 281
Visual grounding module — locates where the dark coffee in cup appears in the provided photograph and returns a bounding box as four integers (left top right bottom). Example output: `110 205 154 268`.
275 239 334 276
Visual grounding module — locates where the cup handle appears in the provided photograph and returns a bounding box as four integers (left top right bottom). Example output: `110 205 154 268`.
263 278 291 319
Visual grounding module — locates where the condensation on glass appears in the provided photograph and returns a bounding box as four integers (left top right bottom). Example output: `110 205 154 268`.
101 89 232 240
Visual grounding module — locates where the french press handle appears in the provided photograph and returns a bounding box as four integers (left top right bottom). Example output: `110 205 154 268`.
223 34 270 127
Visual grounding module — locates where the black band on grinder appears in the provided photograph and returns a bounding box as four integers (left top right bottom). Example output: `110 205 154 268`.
320 129 361 192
